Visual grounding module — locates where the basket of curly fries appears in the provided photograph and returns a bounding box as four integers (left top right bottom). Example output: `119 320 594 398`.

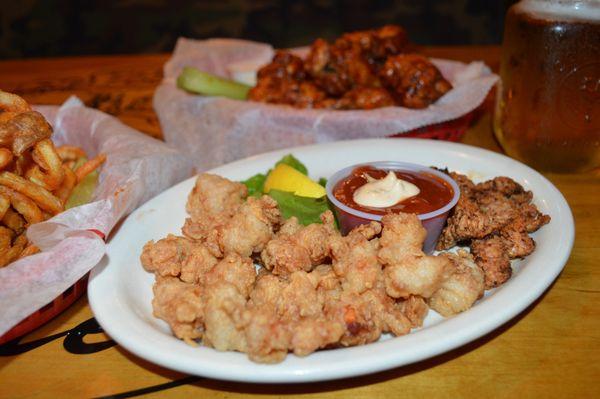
0 91 194 341
0 91 107 265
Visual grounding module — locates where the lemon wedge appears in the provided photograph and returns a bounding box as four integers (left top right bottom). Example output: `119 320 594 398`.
263 164 326 198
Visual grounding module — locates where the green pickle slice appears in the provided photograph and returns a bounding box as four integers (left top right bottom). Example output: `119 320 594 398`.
65 158 99 210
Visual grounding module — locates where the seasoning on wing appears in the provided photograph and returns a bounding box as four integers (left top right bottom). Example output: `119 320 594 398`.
249 25 451 110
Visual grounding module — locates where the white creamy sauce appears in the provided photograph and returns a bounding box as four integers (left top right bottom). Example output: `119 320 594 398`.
353 172 420 208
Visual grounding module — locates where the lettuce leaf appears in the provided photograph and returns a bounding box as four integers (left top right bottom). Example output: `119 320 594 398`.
276 154 308 175
243 173 267 197
268 189 331 226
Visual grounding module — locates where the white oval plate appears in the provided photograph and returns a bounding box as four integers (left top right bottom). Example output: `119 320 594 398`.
88 139 574 383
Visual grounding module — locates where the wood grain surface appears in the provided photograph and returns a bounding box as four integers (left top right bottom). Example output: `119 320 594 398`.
0 46 598 399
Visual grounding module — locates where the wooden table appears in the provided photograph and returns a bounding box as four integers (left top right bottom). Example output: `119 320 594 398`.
0 47 598 398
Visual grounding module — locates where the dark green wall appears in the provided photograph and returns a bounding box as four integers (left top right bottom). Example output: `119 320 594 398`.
0 0 515 59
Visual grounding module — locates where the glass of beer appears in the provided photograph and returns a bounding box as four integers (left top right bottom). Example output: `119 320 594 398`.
494 0 599 172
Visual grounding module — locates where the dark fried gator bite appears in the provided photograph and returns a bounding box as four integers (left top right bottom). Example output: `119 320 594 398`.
438 172 550 289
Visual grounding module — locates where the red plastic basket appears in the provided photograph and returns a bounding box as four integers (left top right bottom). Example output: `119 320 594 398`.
0 229 105 345
390 111 475 142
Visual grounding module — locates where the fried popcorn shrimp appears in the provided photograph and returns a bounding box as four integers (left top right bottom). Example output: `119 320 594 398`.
183 173 248 240
203 281 248 352
186 173 247 219
140 234 218 284
398 295 429 328
260 211 338 277
323 290 387 346
204 254 256 298
206 195 280 258
379 213 452 299
241 306 291 363
428 251 485 316
245 270 344 360
329 220 382 294
152 276 205 343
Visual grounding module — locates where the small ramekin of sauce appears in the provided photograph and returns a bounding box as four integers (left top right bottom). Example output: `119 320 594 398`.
326 161 460 253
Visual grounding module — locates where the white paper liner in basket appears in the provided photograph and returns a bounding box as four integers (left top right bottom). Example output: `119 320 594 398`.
154 38 499 171
0 97 194 336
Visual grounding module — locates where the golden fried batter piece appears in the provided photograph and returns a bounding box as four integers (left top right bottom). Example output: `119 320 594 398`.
244 270 345 362
206 195 281 258
428 250 485 316
322 282 413 346
379 54 452 109
152 276 205 343
437 172 550 288
379 213 453 299
203 281 248 352
140 234 218 284
183 173 247 241
260 211 338 277
248 51 328 108
398 295 429 328
204 253 256 298
329 220 382 294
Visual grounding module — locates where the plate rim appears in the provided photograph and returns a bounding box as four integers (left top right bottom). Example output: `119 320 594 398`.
89 138 574 383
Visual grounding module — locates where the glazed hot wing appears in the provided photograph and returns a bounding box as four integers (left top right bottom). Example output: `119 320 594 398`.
249 25 451 110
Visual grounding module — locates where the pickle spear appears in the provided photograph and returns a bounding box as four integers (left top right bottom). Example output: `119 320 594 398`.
65 158 99 210
177 67 251 100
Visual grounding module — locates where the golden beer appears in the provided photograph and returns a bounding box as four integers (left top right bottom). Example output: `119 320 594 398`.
494 0 600 172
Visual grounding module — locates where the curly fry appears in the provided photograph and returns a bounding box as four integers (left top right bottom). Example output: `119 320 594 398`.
0 193 9 219
75 154 106 183
0 172 63 214
18 243 40 258
0 186 44 224
2 208 25 235
0 233 27 268
54 165 77 205
0 90 31 113
0 148 13 170
14 152 33 176
56 145 86 162
0 226 13 250
0 111 19 124
0 111 53 156
27 139 64 191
